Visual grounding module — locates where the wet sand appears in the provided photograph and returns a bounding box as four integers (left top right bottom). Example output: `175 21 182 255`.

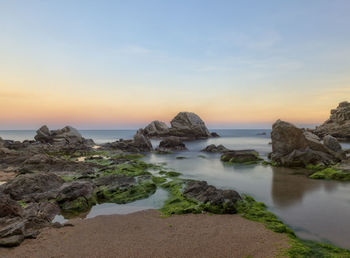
0 210 289 258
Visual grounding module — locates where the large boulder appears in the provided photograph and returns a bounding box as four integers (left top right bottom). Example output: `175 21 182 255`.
323 135 342 153
156 136 187 152
143 121 170 137
170 112 210 139
314 101 350 140
271 120 344 167
133 129 153 151
184 181 241 213
3 173 64 201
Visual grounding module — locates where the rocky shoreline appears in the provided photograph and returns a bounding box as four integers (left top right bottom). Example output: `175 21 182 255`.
1 107 350 256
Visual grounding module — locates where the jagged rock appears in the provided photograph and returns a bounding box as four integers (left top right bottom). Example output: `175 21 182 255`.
220 150 261 163
133 129 153 151
184 181 241 213
3 173 64 201
314 101 350 140
143 121 169 137
0 217 25 247
201 144 229 153
56 181 95 212
102 129 152 152
34 125 51 143
271 120 344 167
156 136 187 152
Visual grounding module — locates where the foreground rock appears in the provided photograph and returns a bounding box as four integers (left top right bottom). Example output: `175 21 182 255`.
314 101 350 141
143 112 216 140
201 144 229 153
184 181 241 213
271 120 345 167
220 150 261 164
155 137 187 152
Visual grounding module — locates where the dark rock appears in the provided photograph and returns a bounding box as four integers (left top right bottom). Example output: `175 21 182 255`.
3 173 64 201
220 150 261 163
170 112 210 139
94 174 135 188
184 181 241 213
0 195 24 218
256 132 267 136
0 217 25 247
201 144 229 153
210 132 220 137
156 136 187 152
314 101 350 140
133 129 153 151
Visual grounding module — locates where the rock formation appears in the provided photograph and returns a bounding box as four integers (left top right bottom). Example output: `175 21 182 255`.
314 101 350 140
271 120 345 167
143 112 215 140
155 136 187 152
34 125 94 145
220 150 261 164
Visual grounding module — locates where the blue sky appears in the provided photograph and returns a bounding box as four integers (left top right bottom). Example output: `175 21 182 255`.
0 0 349 129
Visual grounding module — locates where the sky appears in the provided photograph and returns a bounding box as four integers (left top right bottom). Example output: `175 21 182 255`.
0 0 349 129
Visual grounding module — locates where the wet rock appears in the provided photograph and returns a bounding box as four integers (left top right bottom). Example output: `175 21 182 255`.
143 120 170 137
220 150 261 164
24 202 60 233
56 181 95 212
156 136 187 152
3 173 64 201
94 174 136 188
271 120 343 167
314 101 350 140
201 144 229 153
184 181 241 213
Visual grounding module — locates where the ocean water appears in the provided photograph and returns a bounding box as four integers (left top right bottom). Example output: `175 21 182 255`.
1 129 350 249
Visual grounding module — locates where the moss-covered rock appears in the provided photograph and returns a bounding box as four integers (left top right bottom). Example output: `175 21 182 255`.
221 150 262 165
309 168 350 181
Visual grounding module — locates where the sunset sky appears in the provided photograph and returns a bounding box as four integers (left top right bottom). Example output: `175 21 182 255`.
1 0 349 129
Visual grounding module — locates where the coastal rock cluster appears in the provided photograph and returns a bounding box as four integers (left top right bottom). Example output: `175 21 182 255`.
270 120 345 167
314 101 350 141
144 112 216 140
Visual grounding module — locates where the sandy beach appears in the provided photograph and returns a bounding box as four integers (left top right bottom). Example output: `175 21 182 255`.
0 210 289 258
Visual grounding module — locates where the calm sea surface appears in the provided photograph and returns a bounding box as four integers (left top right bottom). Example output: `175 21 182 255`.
1 129 350 249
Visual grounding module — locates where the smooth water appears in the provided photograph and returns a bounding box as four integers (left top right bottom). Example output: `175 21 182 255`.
1 129 350 249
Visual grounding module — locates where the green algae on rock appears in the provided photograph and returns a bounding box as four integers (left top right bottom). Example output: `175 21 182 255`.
309 168 350 181
221 150 262 165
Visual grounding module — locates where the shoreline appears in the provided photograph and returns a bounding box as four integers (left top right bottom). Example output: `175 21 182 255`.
0 209 290 258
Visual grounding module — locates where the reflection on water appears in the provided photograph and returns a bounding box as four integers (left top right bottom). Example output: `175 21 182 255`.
143 134 350 249
86 188 169 219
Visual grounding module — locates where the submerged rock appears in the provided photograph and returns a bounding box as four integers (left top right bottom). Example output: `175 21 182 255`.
201 144 229 153
270 120 344 167
220 150 261 164
184 181 241 213
314 101 350 140
156 136 187 152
